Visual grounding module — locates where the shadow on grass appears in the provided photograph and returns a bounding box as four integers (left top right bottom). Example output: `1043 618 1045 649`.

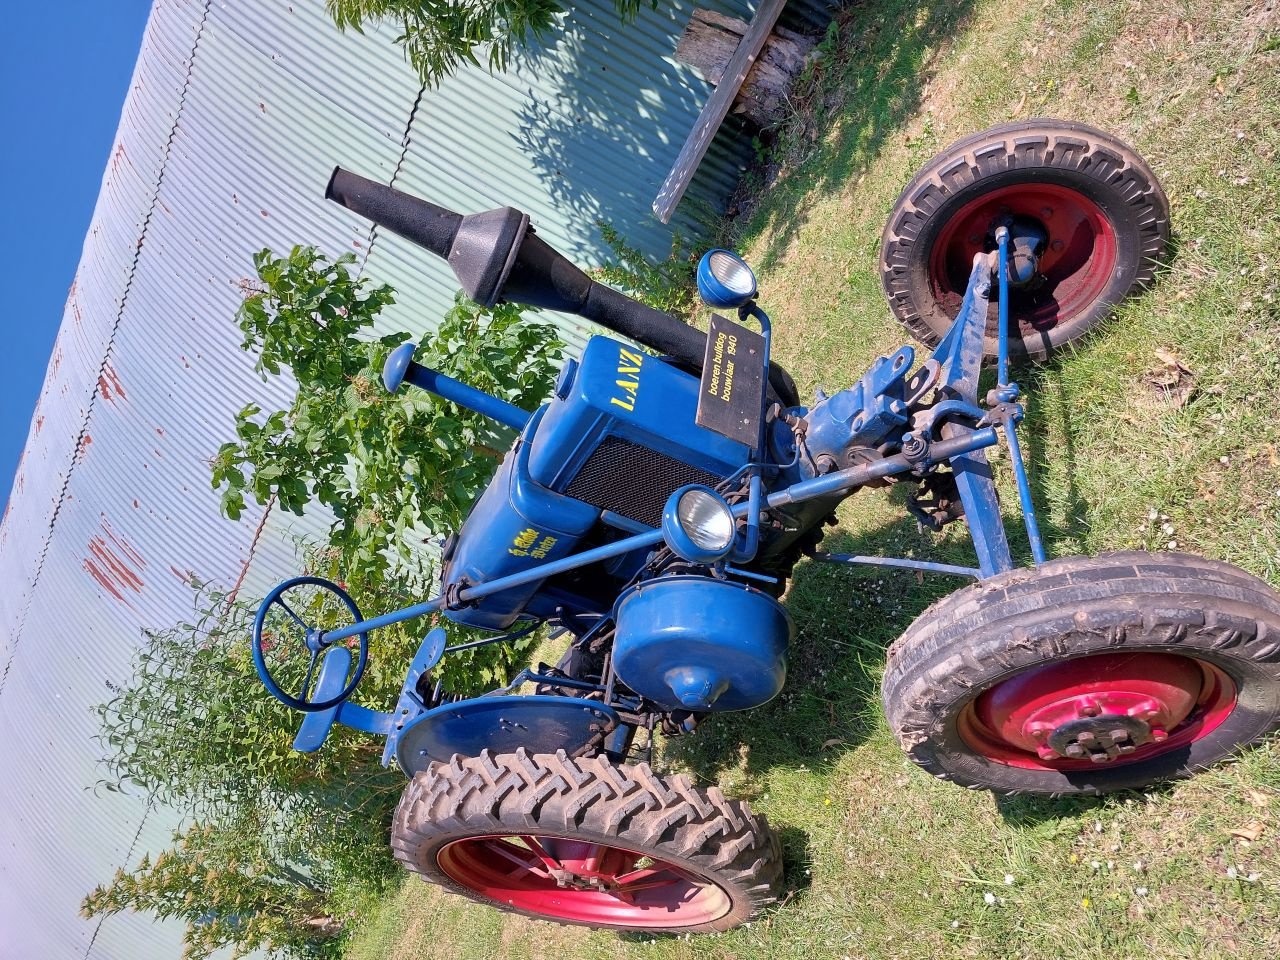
739 0 978 272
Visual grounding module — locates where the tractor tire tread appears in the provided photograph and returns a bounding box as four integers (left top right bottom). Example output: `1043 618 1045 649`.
881 553 1280 796
881 119 1171 360
391 748 782 932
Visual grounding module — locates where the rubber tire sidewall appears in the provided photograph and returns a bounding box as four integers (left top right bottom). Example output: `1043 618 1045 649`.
391 750 782 932
882 553 1280 795
881 119 1171 360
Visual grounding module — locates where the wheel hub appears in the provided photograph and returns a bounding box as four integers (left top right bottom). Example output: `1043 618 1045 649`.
967 652 1218 768
1043 713 1158 763
929 182 1118 332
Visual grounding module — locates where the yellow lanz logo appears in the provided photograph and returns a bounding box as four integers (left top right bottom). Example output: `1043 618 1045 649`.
609 347 644 412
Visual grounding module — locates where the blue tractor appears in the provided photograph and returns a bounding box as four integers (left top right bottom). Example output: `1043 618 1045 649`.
253 121 1280 932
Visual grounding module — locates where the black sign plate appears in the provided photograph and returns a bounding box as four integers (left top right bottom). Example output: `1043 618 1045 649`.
696 313 766 447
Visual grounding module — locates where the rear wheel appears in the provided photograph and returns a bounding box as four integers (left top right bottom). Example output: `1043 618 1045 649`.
882 553 1280 795
881 119 1170 360
392 749 782 931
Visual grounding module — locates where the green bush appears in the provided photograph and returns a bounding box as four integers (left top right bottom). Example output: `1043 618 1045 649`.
593 221 699 322
327 0 656 87
212 245 562 691
85 247 564 958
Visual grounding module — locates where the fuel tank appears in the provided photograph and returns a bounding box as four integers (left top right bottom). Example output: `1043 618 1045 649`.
528 336 749 528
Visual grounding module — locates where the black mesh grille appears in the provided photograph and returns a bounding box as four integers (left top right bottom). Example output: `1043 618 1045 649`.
563 436 724 527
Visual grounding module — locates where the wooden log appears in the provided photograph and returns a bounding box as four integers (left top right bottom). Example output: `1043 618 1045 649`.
675 9 817 127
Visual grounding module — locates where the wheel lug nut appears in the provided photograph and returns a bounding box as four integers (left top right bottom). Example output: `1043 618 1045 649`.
1077 731 1096 743
1065 744 1086 758
1110 729 1130 742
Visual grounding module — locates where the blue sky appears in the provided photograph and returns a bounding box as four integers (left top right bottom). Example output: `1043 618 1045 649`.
0 2 153 510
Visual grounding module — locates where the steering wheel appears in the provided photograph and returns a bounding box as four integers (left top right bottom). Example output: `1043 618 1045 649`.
252 576 369 712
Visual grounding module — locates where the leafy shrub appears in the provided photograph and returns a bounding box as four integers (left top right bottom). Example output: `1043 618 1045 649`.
212 245 561 691
85 248 563 958
593 221 699 322
327 0 656 87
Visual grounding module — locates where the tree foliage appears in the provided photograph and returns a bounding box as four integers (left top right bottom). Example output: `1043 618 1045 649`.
86 247 564 958
593 221 698 322
326 0 655 87
212 245 561 691
84 816 346 960
87 584 402 959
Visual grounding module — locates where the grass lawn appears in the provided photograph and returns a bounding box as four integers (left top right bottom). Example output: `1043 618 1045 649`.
346 0 1280 957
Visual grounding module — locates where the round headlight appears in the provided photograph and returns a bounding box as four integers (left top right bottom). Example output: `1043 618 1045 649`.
662 485 736 563
696 249 758 308
709 251 755 295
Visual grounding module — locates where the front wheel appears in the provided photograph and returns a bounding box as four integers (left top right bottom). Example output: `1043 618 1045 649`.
881 119 1171 360
391 749 782 931
882 553 1280 796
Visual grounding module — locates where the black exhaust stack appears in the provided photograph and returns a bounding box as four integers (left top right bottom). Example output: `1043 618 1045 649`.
325 168 798 406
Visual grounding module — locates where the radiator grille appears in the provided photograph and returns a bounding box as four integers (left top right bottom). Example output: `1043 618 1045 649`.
563 436 724 527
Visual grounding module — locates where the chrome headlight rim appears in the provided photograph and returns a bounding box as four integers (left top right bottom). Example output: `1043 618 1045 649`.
661 484 736 564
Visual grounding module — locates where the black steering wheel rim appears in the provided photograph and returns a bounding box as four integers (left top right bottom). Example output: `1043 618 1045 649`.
252 575 368 712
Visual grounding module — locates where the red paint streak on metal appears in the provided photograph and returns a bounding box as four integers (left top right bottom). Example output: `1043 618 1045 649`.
77 434 93 458
101 516 146 570
35 415 44 434
97 364 128 403
83 517 147 604
87 538 143 594
84 558 129 604
155 427 165 436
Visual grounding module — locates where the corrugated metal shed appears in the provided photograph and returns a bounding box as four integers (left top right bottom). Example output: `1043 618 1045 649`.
0 0 838 955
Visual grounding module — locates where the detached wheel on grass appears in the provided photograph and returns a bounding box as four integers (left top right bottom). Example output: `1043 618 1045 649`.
391 749 782 931
882 553 1280 796
881 119 1171 360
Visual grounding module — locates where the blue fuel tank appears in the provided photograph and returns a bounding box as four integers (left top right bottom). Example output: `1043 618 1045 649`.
441 337 755 631
528 336 749 528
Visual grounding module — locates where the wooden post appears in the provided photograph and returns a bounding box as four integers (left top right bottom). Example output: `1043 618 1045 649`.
653 0 790 223
675 10 817 127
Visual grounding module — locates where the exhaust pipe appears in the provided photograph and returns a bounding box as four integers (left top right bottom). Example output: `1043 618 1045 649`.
326 168 798 406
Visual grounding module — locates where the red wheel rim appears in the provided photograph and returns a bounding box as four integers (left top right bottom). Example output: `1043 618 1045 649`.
436 834 732 927
928 183 1118 334
958 652 1237 771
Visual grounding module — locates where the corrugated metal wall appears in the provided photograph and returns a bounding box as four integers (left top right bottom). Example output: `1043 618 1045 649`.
0 1 840 956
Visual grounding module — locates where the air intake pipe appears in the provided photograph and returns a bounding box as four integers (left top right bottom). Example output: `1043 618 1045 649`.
325 168 798 407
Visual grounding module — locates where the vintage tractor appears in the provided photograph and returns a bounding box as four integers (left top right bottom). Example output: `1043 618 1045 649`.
253 120 1280 932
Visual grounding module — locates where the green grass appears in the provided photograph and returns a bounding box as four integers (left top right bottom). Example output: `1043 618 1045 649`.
346 1 1280 957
